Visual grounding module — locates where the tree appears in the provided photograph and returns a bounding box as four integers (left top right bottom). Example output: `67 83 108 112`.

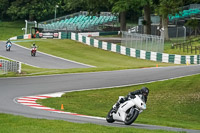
110 0 152 34
63 0 110 14
7 0 63 21
185 19 199 36
64 0 150 32
141 0 152 34
109 0 130 31
155 0 198 40
156 0 183 40
0 0 15 20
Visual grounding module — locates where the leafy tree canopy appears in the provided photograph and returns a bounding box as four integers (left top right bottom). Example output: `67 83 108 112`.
6 0 63 21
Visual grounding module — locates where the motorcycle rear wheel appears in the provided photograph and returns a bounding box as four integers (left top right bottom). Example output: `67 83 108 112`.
106 108 115 123
124 109 139 125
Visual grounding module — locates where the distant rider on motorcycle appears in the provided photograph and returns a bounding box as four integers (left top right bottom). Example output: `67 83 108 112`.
31 43 37 48
113 87 149 113
6 39 12 46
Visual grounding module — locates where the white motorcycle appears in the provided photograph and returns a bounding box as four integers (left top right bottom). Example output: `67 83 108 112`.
106 94 146 125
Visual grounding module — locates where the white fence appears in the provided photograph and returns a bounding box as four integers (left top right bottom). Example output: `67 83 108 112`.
0 59 21 74
121 32 164 53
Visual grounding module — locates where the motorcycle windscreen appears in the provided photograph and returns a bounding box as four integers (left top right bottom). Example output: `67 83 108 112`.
133 95 146 110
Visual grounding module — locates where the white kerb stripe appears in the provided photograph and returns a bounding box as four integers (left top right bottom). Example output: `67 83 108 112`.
71 33 76 40
174 55 181 64
186 55 190 64
194 55 197 64
78 34 82 42
59 32 61 39
150 52 157 61
111 43 117 52
130 48 136 57
120 46 126 55
94 39 99 48
86 37 90 45
162 53 169 63
140 50 146 59
102 41 107 50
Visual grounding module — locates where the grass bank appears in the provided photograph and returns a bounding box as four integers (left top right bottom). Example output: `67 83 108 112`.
164 39 200 55
14 39 176 75
0 113 176 133
0 21 24 40
1 39 177 77
38 74 200 130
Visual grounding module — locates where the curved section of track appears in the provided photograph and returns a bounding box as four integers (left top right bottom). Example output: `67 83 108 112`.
0 65 200 133
0 41 93 69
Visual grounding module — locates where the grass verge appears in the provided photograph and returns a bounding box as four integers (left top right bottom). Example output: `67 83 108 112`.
0 21 24 40
1 39 178 77
12 39 177 76
38 74 200 130
0 113 176 133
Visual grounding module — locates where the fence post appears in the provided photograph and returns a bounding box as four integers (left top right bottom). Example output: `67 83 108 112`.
199 47 200 54
18 62 21 73
195 46 197 54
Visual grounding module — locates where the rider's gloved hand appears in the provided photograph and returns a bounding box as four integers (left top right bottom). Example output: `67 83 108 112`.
128 93 136 99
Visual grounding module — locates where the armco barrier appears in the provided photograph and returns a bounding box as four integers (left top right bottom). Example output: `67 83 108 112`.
0 59 21 74
70 32 200 65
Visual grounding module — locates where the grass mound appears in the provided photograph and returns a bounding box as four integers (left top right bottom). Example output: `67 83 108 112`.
38 74 200 130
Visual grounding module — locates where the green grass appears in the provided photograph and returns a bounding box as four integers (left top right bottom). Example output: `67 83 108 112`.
38 74 200 130
0 20 200 55
0 113 177 133
6 39 176 76
0 39 178 77
0 21 199 132
0 57 19 77
164 38 200 55
0 21 24 40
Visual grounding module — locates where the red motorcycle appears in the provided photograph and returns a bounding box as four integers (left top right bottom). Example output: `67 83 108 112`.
31 47 37 56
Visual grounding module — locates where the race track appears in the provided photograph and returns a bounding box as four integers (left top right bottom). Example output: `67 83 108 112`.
0 41 200 133
0 41 92 69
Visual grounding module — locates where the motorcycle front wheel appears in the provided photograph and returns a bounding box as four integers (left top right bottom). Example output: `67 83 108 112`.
124 108 139 125
106 108 115 123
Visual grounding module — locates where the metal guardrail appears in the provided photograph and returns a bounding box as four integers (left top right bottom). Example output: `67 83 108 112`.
121 32 164 53
0 59 21 74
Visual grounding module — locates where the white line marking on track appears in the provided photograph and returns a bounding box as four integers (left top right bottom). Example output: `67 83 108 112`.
14 69 200 121
12 42 95 68
0 54 40 68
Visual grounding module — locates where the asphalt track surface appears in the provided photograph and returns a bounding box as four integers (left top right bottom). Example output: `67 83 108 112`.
0 41 200 133
0 41 92 69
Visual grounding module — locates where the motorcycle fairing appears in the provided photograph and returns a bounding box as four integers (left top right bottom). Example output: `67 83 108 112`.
113 100 134 121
